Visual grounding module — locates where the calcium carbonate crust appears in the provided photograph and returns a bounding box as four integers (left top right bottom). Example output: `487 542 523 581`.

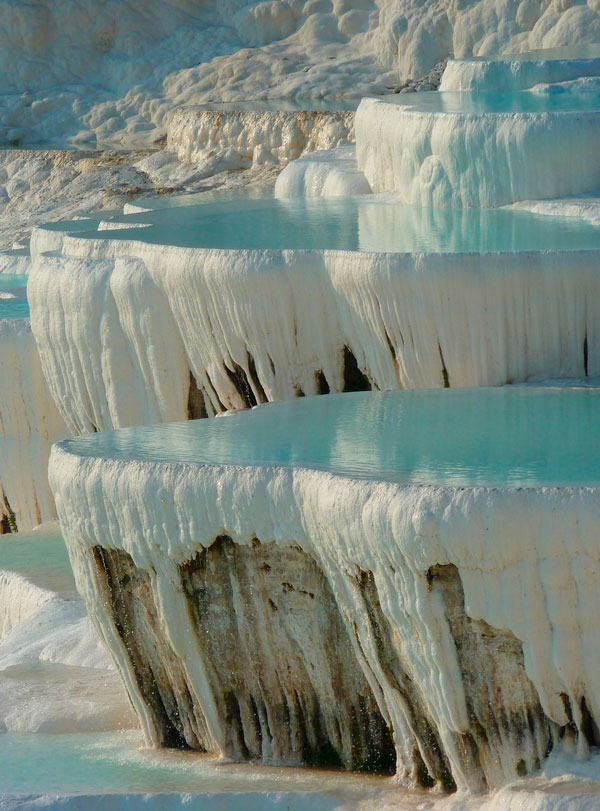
355 98 600 207
29 229 600 437
50 444 600 791
0 319 67 531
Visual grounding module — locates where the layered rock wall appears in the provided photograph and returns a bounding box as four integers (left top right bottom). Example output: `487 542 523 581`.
52 448 600 790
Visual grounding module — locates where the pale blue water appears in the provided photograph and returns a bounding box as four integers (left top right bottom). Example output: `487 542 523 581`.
0 274 29 319
381 88 600 113
0 526 74 595
60 388 600 489
0 731 397 805
73 197 600 253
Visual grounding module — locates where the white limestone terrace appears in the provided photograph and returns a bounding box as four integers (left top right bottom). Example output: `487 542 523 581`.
0 275 66 532
167 102 356 175
28 193 600 442
274 145 371 197
49 386 600 793
355 90 600 207
440 44 600 92
3 1 600 149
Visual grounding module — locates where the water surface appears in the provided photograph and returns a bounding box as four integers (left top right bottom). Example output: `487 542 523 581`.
0 524 74 595
0 731 399 803
0 274 29 319
71 197 600 253
61 387 600 489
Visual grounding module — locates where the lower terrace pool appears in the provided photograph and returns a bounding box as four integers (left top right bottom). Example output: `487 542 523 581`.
0 731 407 807
0 524 74 595
0 274 29 319
60 387 600 489
55 196 600 253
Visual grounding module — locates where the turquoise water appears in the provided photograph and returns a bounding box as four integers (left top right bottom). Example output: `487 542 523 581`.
462 45 600 63
73 197 600 253
0 731 396 802
0 525 75 595
61 388 600 489
381 89 600 113
0 274 29 319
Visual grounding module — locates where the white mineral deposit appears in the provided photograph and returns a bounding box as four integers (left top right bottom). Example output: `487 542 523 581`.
3 2 600 808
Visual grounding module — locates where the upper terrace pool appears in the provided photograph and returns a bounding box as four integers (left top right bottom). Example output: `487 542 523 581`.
0 274 29 319
370 88 600 114
59 387 600 490
48 196 600 254
457 45 600 63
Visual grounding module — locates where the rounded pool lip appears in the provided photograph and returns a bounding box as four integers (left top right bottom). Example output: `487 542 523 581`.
357 91 600 117
54 386 600 492
32 194 600 256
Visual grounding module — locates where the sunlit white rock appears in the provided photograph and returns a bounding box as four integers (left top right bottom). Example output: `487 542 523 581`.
275 146 371 197
355 96 600 207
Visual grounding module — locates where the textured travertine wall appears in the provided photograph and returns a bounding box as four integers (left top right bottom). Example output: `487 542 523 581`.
51 447 600 790
29 237 600 435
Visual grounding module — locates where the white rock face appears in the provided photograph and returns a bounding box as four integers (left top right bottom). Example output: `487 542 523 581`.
274 146 371 197
0 570 57 638
233 1 299 46
0 250 30 275
440 51 600 92
1 0 600 147
50 440 600 789
355 97 600 207
28 230 600 436
0 319 67 531
167 106 355 171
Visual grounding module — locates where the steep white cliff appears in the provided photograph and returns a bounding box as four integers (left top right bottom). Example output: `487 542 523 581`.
0 319 67 530
355 96 600 207
29 231 600 435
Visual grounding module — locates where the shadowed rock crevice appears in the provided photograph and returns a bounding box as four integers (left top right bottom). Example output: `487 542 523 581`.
428 563 556 786
187 371 208 420
179 537 395 771
351 569 455 791
92 545 207 750
1 493 17 534
224 353 268 409
342 346 371 392
347 564 559 791
314 369 330 395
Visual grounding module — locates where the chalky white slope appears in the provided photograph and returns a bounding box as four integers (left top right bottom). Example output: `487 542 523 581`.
0 320 67 530
2 0 600 147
